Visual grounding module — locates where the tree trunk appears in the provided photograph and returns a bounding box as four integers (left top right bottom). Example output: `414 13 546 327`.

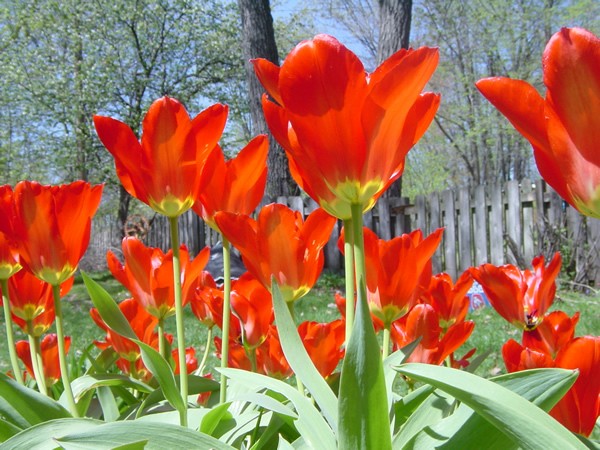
377 0 412 198
238 0 297 199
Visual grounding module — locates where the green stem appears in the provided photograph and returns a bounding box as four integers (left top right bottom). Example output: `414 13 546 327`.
247 346 258 373
196 326 213 375
52 284 78 417
157 318 166 359
382 327 391 360
350 204 367 313
28 332 48 396
219 236 232 404
1 279 24 385
169 216 187 427
342 218 355 346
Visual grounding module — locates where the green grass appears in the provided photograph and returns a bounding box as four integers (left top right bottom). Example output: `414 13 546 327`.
1 270 598 381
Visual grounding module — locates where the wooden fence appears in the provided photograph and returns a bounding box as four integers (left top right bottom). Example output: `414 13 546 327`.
82 179 600 288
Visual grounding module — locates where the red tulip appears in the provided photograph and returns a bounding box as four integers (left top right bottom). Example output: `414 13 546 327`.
230 273 274 349
298 319 345 378
0 185 21 280
214 336 252 371
15 334 70 386
470 253 562 330
94 97 227 217
193 136 268 231
391 303 474 366
257 326 293 379
521 310 580 358
215 204 336 302
173 347 198 375
107 237 209 319
502 339 555 373
361 227 443 328
191 273 242 338
6 181 102 286
2 269 73 337
423 271 473 330
253 34 439 219
476 28 600 218
550 336 600 436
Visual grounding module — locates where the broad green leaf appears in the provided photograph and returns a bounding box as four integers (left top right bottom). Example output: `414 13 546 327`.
58 439 148 450
82 272 137 340
338 280 391 449
395 363 585 450
220 368 336 449
392 384 435 430
0 418 103 449
0 419 22 442
271 281 338 430
404 368 587 450
96 386 120 422
200 402 232 436
53 420 235 449
0 373 71 429
137 341 185 415
71 374 153 400
234 393 298 419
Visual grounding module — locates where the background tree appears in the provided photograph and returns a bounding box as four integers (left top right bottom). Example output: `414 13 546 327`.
238 0 298 198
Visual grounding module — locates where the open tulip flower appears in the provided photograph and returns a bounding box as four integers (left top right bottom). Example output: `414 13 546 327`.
477 27 600 218
423 271 473 330
470 253 562 330
4 181 102 286
230 273 274 350
215 204 336 303
0 186 21 280
253 34 440 219
192 273 242 338
107 237 210 320
94 97 227 218
521 310 580 358
3 269 73 337
362 227 443 328
298 319 345 378
193 135 268 231
391 303 474 366
15 334 70 386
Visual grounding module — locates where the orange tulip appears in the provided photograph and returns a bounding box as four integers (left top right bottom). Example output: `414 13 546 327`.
215 204 336 303
257 326 293 379
298 319 345 378
423 271 473 330
7 181 102 286
2 269 73 337
15 334 70 386
253 34 439 219
193 135 268 231
0 186 21 280
476 27 600 218
94 97 227 217
107 237 209 319
390 303 474 366
361 227 443 328
521 310 580 359
230 273 274 349
173 347 198 375
191 273 242 338
470 253 561 330
214 336 252 371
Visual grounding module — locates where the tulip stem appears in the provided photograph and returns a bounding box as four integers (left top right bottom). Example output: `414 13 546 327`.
342 218 355 345
196 327 213 375
28 333 48 396
157 318 167 359
350 204 367 316
169 216 188 427
1 279 24 385
52 284 78 417
382 327 391 360
219 236 232 404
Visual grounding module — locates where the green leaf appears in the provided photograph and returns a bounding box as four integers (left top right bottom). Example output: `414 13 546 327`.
137 341 186 415
53 420 235 449
0 419 22 442
338 279 391 450
404 368 586 450
395 363 585 450
271 281 338 430
0 418 103 449
96 386 120 422
82 272 137 340
200 402 232 436
392 384 435 430
0 373 71 429
71 374 153 401
219 368 336 449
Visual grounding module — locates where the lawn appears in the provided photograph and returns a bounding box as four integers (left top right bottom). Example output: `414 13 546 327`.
1 270 598 380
